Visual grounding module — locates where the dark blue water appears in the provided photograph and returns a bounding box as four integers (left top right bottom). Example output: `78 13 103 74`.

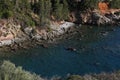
0 26 120 78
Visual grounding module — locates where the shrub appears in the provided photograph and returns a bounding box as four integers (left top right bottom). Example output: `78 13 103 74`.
1 11 13 19
0 61 44 80
110 0 120 8
26 19 35 27
67 75 84 80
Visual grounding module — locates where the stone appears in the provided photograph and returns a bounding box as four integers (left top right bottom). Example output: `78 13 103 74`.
66 47 77 51
24 27 33 35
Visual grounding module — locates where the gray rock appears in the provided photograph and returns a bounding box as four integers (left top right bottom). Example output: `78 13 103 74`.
24 27 33 35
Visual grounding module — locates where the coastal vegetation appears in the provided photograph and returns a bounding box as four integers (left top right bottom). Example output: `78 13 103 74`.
0 0 120 80
0 61 44 80
0 0 119 27
1 61 120 80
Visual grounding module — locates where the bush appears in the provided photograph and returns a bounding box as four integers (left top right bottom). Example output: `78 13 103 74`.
26 19 35 27
67 75 84 80
110 0 120 8
0 61 44 80
1 11 13 19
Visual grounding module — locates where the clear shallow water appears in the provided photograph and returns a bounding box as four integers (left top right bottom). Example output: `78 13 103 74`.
0 26 120 77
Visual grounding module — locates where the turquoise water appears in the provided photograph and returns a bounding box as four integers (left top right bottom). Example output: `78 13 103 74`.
0 26 120 77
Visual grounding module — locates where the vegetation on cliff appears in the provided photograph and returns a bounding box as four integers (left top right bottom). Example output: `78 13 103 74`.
0 0 119 27
0 0 120 80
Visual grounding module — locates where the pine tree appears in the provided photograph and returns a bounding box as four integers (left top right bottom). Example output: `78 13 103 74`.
78 0 99 10
110 0 120 8
13 0 30 12
53 0 63 20
0 0 14 18
53 0 69 20
0 0 14 11
39 0 51 26
62 0 69 20
31 0 40 14
45 0 51 19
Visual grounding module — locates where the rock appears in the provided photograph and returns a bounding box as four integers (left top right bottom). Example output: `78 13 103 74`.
100 31 108 36
0 34 14 41
66 47 77 51
0 40 14 47
91 12 111 25
24 27 33 35
0 20 76 49
41 44 48 48
32 34 42 41
80 11 120 25
94 62 101 66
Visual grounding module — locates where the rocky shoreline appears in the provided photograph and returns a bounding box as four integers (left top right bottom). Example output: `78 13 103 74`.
0 10 120 50
80 9 120 25
0 20 75 50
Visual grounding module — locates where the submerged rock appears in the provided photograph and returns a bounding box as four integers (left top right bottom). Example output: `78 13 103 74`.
66 47 77 51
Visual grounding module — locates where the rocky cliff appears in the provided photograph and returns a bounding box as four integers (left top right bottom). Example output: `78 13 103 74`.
80 9 120 25
0 19 75 47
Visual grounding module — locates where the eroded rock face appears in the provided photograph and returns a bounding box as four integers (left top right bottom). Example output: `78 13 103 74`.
33 21 75 41
0 19 26 46
0 18 76 47
80 10 120 25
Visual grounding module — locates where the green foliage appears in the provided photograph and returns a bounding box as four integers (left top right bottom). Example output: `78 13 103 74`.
1 61 120 80
53 0 64 20
0 0 14 11
1 11 13 19
67 75 84 80
26 19 35 27
38 0 51 26
63 0 69 18
0 0 14 18
14 0 31 12
0 61 43 80
72 0 99 10
0 0 119 27
53 0 69 20
110 0 120 8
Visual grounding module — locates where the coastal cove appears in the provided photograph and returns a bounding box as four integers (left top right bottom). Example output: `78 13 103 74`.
0 25 120 78
0 0 120 80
